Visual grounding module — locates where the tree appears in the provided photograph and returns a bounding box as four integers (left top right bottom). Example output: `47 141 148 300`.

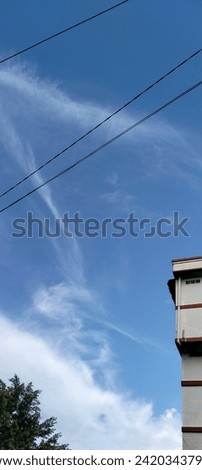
0 375 69 450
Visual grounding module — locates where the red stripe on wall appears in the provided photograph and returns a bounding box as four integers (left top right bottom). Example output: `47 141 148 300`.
181 381 202 386
179 304 202 310
182 427 202 433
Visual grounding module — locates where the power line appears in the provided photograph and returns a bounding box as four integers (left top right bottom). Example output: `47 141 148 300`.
0 81 201 214
0 48 201 199
0 0 129 65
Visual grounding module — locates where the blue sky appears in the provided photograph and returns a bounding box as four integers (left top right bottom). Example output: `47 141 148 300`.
0 0 201 449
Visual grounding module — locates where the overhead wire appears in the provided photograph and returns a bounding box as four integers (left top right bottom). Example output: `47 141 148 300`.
0 48 201 199
0 80 201 214
0 0 129 65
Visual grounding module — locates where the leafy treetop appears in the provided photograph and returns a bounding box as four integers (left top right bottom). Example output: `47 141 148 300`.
0 375 69 450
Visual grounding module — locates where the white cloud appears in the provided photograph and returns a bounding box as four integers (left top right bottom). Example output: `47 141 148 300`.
0 313 181 450
32 282 166 355
0 62 201 232
99 190 136 212
0 63 200 169
99 190 123 204
34 282 94 318
105 174 119 186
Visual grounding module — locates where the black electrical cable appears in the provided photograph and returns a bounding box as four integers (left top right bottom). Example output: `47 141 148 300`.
0 48 201 199
0 0 129 65
0 81 201 214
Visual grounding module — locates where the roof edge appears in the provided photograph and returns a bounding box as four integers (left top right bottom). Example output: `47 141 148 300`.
172 256 202 263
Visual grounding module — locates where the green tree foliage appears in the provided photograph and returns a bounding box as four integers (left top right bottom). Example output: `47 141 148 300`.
0 375 69 450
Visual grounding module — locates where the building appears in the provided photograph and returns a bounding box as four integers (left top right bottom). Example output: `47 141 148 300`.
168 256 202 450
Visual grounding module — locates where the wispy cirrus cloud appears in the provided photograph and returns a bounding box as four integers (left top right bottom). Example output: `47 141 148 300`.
32 282 170 358
0 62 200 184
105 173 119 186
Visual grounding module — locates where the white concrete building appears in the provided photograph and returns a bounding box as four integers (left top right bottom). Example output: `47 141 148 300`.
168 257 202 450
